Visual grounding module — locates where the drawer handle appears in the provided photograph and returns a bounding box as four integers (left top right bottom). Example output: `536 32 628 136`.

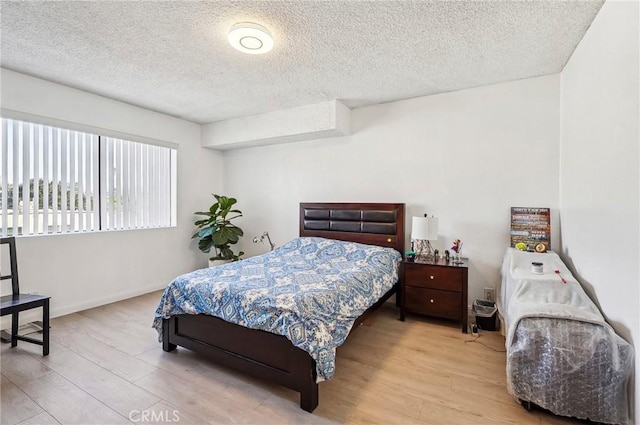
430 299 434 303
430 276 434 280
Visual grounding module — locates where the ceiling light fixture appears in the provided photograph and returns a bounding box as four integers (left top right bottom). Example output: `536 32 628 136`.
228 22 274 55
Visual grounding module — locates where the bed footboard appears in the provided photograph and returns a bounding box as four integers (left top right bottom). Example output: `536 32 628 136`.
162 314 319 412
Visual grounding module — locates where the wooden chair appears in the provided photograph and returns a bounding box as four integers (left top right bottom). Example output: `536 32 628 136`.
0 237 50 356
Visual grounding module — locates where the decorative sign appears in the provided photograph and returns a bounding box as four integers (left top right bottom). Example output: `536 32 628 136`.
510 207 550 251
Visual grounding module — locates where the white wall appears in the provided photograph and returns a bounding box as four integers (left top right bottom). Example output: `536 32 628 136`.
223 74 561 304
1 69 224 320
559 0 639 420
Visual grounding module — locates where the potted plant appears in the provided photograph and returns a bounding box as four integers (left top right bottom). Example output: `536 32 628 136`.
192 194 244 267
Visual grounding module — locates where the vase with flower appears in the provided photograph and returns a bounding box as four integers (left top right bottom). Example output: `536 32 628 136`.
451 238 463 264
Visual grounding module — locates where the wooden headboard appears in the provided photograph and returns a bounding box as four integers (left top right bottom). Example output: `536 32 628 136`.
299 203 405 253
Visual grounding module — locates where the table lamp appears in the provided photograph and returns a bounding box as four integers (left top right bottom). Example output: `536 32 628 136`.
411 214 439 259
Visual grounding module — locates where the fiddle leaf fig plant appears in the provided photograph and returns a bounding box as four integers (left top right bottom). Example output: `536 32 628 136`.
192 194 244 261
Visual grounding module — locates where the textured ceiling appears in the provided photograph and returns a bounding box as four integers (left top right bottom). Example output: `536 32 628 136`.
1 1 603 124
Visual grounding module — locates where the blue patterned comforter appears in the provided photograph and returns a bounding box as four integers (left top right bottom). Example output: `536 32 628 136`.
152 237 401 381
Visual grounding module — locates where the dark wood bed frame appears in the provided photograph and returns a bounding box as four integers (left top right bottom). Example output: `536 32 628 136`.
162 202 405 412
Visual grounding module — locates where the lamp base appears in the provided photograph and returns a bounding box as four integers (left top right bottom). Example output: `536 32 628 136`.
412 239 435 259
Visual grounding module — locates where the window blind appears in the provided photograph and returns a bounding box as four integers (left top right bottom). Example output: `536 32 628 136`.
0 118 176 237
100 137 172 231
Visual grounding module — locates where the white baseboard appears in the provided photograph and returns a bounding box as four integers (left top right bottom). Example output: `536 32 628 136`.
50 283 167 319
0 283 167 331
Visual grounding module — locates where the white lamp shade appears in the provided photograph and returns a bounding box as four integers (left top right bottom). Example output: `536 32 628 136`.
411 216 439 240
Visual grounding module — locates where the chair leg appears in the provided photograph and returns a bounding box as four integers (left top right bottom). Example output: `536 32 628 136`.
42 300 50 356
11 312 18 347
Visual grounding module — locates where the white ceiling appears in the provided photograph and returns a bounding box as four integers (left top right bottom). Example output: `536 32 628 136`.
1 1 603 124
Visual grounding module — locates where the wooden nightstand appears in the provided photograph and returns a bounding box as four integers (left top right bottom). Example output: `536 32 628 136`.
400 257 469 333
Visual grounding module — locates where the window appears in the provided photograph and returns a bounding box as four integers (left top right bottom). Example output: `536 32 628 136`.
0 118 177 237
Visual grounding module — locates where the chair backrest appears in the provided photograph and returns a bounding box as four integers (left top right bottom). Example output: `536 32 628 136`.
0 237 19 295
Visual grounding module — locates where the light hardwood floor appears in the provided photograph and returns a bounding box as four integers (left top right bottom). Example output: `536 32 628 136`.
1 291 584 425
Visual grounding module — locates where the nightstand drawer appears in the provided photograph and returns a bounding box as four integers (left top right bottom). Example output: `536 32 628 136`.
404 264 462 291
404 287 461 320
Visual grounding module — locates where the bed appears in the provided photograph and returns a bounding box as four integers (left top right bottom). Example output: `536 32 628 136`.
497 248 633 424
153 202 405 412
